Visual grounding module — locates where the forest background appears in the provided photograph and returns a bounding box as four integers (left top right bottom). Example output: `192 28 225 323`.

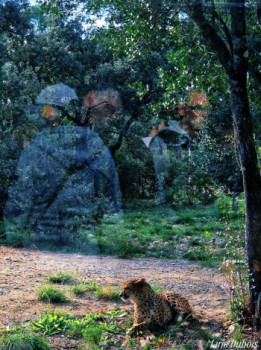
0 1 261 349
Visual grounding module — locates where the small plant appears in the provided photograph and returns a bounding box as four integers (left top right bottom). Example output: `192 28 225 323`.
71 283 89 296
94 285 120 301
0 331 50 350
31 311 71 335
72 281 120 301
38 286 69 303
48 272 72 284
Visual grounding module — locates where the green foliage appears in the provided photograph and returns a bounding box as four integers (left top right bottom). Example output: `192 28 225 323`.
89 203 229 265
96 224 145 258
114 139 155 200
71 283 90 296
31 312 71 335
175 213 195 224
4 232 26 248
165 151 217 207
216 193 245 219
216 192 248 322
223 233 248 321
184 248 212 263
38 286 69 303
31 310 125 339
0 331 50 350
84 326 103 345
48 272 72 284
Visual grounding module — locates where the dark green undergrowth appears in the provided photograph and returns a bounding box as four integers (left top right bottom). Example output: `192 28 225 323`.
1 200 245 268
91 201 240 266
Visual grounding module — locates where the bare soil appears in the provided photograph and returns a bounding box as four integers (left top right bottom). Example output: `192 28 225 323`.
0 246 229 324
0 246 230 348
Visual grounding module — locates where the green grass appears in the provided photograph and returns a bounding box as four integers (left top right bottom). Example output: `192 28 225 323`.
38 286 69 303
94 285 121 301
90 203 233 265
71 283 90 296
3 200 244 267
0 331 50 350
84 326 103 345
71 281 121 301
1 308 229 350
31 310 125 338
48 272 72 284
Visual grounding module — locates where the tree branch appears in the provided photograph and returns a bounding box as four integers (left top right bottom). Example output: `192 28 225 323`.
185 0 232 74
230 0 247 69
257 1 261 25
109 113 138 156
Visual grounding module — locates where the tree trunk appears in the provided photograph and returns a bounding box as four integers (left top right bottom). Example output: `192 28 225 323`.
229 78 261 318
188 0 261 319
228 1 261 319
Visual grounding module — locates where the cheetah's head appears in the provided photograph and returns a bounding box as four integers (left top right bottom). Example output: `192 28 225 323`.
120 278 152 303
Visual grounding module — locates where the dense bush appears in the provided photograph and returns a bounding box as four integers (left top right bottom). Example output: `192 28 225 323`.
115 138 155 200
166 155 216 206
216 193 245 219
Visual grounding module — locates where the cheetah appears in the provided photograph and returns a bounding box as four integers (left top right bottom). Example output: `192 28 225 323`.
120 278 192 336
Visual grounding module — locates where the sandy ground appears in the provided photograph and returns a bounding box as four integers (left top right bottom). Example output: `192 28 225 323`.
0 245 229 329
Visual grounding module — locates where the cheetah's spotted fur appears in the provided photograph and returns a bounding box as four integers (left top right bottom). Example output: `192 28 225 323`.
120 278 192 335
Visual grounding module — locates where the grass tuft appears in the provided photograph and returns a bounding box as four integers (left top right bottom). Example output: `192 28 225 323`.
48 272 72 284
95 285 120 301
38 286 69 303
0 331 50 350
71 283 90 296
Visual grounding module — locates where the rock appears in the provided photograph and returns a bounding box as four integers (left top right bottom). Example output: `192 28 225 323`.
228 324 236 334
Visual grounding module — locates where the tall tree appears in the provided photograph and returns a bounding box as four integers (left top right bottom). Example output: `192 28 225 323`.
184 0 261 319
78 0 261 320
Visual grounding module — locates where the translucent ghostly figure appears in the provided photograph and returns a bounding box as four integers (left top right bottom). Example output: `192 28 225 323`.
5 126 121 251
36 83 78 107
142 120 190 203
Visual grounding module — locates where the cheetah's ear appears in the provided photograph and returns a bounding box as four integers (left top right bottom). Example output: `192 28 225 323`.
133 278 146 286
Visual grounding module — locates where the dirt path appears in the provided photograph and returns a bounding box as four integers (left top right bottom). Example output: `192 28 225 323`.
0 246 229 329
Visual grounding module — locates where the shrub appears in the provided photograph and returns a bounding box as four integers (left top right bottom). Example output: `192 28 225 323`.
166 156 216 207
216 193 245 219
71 281 98 297
175 213 194 224
38 286 69 303
4 232 26 248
